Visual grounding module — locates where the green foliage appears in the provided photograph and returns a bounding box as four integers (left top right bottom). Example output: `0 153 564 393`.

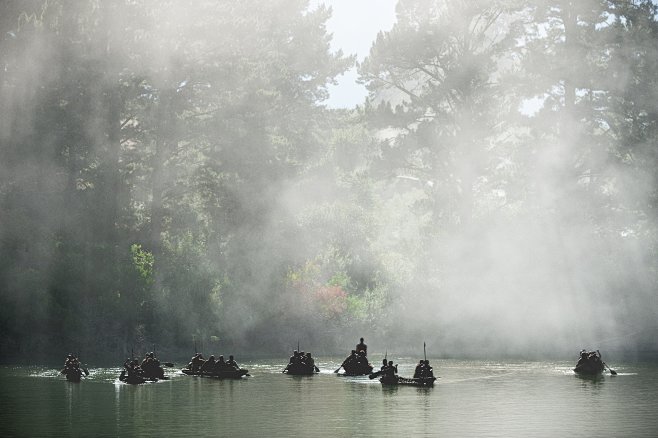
1 0 658 359
130 244 154 285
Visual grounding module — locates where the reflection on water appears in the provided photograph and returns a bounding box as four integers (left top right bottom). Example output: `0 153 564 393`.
2 359 658 437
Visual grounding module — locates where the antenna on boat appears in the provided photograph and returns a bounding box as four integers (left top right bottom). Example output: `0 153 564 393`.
423 342 427 361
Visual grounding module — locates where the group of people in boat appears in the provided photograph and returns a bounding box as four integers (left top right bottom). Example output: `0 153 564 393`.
337 338 373 375
339 350 371 372
60 353 87 381
120 352 165 382
186 353 242 375
574 349 606 375
413 359 435 379
283 350 318 374
63 340 615 384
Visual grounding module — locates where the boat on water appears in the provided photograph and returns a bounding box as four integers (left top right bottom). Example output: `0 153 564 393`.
283 362 318 375
336 351 373 376
119 371 148 384
379 374 436 387
283 350 319 375
341 361 373 376
119 357 167 384
181 368 249 379
61 354 89 382
573 350 606 375
62 366 84 382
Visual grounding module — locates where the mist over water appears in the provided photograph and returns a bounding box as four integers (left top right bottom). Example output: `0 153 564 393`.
1 0 657 363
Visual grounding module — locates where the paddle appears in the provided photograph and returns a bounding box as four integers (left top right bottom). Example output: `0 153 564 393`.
369 370 383 379
597 350 617 375
603 362 618 375
333 364 342 373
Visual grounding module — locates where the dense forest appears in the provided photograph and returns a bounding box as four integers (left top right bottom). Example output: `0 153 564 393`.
1 0 657 363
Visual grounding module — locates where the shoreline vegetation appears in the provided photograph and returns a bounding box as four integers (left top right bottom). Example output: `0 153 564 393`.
2 1 658 362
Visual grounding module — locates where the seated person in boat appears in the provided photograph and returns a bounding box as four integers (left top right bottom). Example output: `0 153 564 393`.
421 360 434 378
141 352 154 371
383 360 398 377
123 359 144 378
62 354 82 375
63 353 78 367
141 352 164 378
413 360 424 378
577 350 602 367
356 338 367 355
284 351 300 372
226 355 240 370
200 355 216 373
380 358 388 371
355 350 368 366
341 350 358 368
304 352 315 368
189 353 205 372
215 355 229 370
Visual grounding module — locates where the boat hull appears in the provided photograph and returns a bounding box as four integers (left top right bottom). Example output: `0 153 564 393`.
181 368 249 378
283 363 318 375
380 375 436 387
573 362 604 375
342 363 373 376
63 368 83 382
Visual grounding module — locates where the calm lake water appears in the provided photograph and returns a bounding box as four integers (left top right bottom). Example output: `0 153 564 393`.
1 358 657 437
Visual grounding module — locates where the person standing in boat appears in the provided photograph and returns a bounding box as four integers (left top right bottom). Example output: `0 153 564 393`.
356 338 367 355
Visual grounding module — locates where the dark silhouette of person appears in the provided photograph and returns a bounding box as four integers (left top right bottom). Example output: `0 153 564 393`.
356 338 367 355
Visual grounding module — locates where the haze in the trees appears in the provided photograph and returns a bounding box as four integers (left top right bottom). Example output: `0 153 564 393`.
1 0 657 362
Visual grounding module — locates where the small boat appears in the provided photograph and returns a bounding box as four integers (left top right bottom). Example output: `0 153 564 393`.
62 367 84 383
119 370 148 384
142 366 165 380
379 374 436 387
181 368 249 379
573 350 605 375
341 361 373 376
283 362 318 375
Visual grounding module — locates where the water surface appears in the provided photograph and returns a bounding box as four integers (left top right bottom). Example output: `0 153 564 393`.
1 358 657 437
